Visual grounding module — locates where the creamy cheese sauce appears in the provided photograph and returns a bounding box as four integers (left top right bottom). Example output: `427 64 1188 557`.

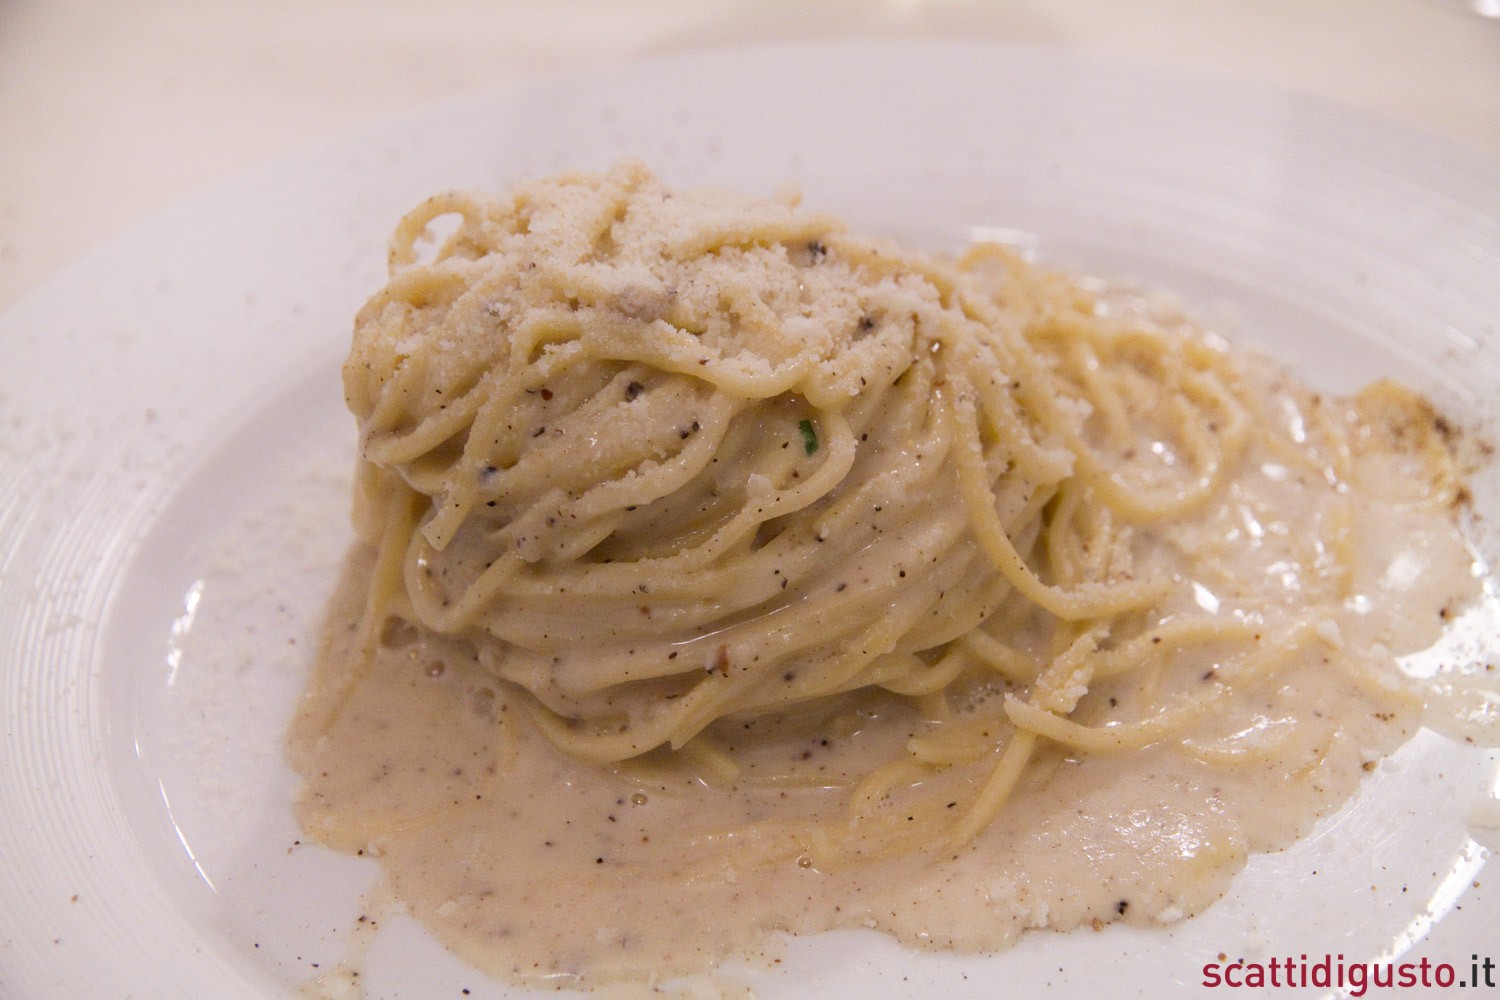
288 358 1482 991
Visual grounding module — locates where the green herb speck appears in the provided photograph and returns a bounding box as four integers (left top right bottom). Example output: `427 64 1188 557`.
799 419 818 455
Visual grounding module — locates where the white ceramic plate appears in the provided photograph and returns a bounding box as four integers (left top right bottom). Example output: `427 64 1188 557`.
3 40 1499 1000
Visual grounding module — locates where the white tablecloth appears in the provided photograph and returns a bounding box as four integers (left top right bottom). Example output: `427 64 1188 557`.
2 0 1497 311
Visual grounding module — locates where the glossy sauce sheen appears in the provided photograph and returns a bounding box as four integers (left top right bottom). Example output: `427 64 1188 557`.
289 358 1481 991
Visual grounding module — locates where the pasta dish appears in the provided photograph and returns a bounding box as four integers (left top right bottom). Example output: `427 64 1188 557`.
289 162 1493 989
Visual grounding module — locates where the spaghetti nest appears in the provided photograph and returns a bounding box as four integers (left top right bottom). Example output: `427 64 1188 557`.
340 162 1334 857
